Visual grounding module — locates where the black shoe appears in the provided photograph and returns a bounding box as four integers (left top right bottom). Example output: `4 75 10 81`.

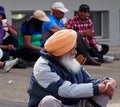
98 58 105 63
14 59 28 68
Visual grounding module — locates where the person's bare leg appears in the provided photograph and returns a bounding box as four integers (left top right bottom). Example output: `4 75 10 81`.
0 61 5 68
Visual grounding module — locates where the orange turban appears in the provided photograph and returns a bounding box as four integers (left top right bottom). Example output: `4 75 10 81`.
44 29 77 56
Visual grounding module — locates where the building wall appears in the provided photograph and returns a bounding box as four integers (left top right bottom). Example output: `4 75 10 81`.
0 0 120 46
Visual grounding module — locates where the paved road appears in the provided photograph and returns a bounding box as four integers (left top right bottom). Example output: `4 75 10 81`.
84 60 120 107
0 60 120 107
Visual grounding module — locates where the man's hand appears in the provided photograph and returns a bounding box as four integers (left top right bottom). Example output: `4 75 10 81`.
49 26 62 33
80 30 93 37
96 44 102 52
101 79 117 99
98 83 106 93
7 44 15 50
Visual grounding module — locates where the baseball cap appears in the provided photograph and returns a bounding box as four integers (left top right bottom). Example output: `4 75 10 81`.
51 2 69 13
0 6 5 14
32 10 50 21
79 4 90 12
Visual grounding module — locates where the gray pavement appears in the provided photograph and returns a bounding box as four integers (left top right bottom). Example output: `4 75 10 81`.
107 46 120 60
0 46 120 107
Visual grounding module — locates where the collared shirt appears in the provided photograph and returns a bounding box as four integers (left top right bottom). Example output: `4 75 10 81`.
41 14 64 46
66 16 98 48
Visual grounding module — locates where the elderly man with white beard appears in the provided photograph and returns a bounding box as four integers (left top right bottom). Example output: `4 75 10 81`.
27 29 117 107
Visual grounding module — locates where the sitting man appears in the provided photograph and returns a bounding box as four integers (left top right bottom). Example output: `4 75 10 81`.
66 4 113 63
41 2 69 46
27 29 117 107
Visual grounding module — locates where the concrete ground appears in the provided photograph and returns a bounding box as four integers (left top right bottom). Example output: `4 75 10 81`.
0 60 120 107
0 46 120 107
85 60 120 107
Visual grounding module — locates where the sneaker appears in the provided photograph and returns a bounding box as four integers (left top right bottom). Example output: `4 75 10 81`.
3 58 18 73
103 55 115 63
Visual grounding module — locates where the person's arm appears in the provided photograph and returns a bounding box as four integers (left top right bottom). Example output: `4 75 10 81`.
0 44 14 50
80 30 93 37
6 21 18 36
41 31 50 41
49 26 62 33
65 17 90 37
65 18 75 30
80 67 117 97
24 35 43 50
88 76 117 99
42 18 62 41
85 19 99 48
101 78 117 99
41 25 62 45
66 19 92 37
34 60 98 98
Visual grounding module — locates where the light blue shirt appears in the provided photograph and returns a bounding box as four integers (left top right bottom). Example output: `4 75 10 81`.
41 14 64 46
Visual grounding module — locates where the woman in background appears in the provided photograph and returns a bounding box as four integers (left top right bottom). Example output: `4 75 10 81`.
18 10 49 61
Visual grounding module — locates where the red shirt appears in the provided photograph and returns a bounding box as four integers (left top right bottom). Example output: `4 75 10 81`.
66 16 98 48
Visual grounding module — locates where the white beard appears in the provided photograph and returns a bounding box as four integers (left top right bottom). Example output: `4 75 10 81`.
59 53 81 74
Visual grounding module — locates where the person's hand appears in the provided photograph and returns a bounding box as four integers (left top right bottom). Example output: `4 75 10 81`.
98 83 106 94
102 79 117 99
7 44 14 50
64 23 67 28
6 21 12 27
96 44 102 52
84 30 93 37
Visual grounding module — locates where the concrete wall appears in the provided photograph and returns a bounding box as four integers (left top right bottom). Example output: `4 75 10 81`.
0 0 120 46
